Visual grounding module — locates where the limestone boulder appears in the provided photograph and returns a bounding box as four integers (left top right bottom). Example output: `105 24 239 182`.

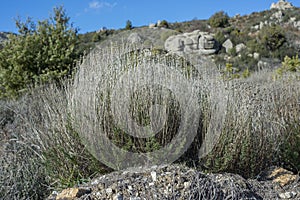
164 30 219 55
222 39 233 53
270 0 294 10
127 33 143 44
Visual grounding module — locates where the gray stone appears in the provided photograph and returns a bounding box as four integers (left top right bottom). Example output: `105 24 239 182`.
127 33 143 44
113 193 124 200
164 30 219 55
222 39 233 53
235 43 246 53
151 171 157 182
253 52 260 60
271 10 284 22
260 21 265 29
278 191 297 199
149 23 156 28
270 0 294 10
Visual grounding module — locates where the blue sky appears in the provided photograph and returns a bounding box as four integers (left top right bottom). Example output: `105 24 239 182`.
1 0 299 34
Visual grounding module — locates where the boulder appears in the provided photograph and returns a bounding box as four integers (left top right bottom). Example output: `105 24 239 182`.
164 30 219 55
55 187 91 200
222 39 233 53
235 43 247 53
127 33 143 44
149 23 156 28
253 52 260 60
270 0 294 10
271 10 284 22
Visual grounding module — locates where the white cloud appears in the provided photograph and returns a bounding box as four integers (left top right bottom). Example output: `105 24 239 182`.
89 1 117 9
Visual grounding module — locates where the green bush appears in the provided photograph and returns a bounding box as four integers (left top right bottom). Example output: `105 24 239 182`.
259 24 286 51
159 20 169 28
125 20 133 30
208 11 230 28
275 55 300 79
0 6 78 99
214 30 227 45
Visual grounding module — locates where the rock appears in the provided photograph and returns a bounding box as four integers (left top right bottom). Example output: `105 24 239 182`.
260 21 265 29
56 187 91 200
254 52 260 60
127 33 143 44
157 20 161 27
149 23 156 28
113 192 124 200
270 0 294 10
164 30 219 55
151 171 157 182
235 43 247 53
222 39 233 53
49 165 300 200
293 21 300 30
278 191 297 199
271 10 284 22
267 167 297 187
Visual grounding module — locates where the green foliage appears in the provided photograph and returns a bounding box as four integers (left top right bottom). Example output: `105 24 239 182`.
221 63 240 80
43 121 109 189
242 68 251 78
125 20 133 30
275 55 300 79
279 122 300 172
229 28 250 45
0 6 77 99
259 24 286 51
208 11 230 28
214 30 226 45
159 20 169 28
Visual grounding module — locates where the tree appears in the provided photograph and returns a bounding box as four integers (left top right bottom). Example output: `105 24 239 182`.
208 11 230 28
259 24 286 51
0 6 78 99
159 20 169 28
125 20 132 30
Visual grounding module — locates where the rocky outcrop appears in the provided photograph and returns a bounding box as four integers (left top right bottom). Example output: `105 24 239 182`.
164 30 219 55
48 165 300 200
270 0 294 10
235 43 247 53
222 39 233 53
127 32 143 43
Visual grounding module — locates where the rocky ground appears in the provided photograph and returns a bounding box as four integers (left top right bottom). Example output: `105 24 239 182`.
48 164 299 200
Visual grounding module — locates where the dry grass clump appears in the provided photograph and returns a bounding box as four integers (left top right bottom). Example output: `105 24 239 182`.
0 43 299 199
203 69 300 177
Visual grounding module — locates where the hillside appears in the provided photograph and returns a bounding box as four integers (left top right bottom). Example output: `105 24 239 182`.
75 5 300 76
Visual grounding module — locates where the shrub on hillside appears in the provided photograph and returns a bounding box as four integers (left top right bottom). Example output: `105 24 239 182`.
125 20 133 30
259 24 286 51
0 6 78 99
208 11 230 28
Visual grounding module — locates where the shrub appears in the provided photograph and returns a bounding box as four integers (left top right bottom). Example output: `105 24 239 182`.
208 11 230 28
275 55 300 79
221 63 240 80
259 24 286 51
214 30 227 45
159 20 169 28
0 6 78 99
125 20 133 30
203 72 300 177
